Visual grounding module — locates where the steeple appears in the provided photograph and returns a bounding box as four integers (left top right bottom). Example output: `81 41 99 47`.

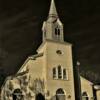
49 0 58 17
42 0 64 42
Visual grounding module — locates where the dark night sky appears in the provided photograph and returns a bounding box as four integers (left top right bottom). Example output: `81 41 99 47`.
0 0 100 84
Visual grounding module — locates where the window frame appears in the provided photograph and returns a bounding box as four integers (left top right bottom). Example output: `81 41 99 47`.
55 26 61 40
52 66 68 80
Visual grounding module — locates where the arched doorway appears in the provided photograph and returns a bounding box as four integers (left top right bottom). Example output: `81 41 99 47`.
12 89 23 100
56 88 65 100
82 92 89 100
35 93 45 100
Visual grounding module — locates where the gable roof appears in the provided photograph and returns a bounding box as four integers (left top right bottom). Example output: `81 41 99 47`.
17 53 43 74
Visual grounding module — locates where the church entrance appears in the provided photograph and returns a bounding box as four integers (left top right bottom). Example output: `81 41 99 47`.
12 89 23 100
35 93 45 100
56 88 65 100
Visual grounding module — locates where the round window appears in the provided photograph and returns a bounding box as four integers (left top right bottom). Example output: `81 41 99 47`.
56 50 62 55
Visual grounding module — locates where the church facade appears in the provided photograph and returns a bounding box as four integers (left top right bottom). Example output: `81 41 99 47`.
1 0 100 100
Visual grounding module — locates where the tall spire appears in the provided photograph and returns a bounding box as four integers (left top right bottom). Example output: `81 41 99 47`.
49 0 58 17
42 0 64 42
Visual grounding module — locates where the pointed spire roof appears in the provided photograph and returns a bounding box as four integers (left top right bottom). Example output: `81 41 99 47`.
49 0 58 17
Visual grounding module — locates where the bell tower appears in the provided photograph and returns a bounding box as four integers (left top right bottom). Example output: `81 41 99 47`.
42 0 64 42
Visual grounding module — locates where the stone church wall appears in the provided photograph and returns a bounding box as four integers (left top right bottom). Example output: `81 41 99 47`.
80 76 94 100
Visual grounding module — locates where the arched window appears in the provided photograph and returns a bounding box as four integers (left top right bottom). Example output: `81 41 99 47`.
55 28 58 35
82 92 89 100
56 88 64 94
55 27 60 36
58 66 62 79
63 69 67 79
53 68 56 79
56 88 65 100
58 29 60 35
12 89 23 100
52 66 67 80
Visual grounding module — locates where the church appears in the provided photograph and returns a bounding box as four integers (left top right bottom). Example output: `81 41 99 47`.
1 0 100 100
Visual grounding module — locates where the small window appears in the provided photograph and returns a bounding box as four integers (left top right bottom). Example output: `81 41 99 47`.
63 69 67 79
53 68 56 79
56 50 62 55
58 66 62 79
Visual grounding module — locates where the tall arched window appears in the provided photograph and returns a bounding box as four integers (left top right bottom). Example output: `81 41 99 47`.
52 66 67 80
53 68 56 79
63 69 67 79
55 28 58 35
82 92 89 100
58 28 60 35
55 27 60 36
58 66 62 79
